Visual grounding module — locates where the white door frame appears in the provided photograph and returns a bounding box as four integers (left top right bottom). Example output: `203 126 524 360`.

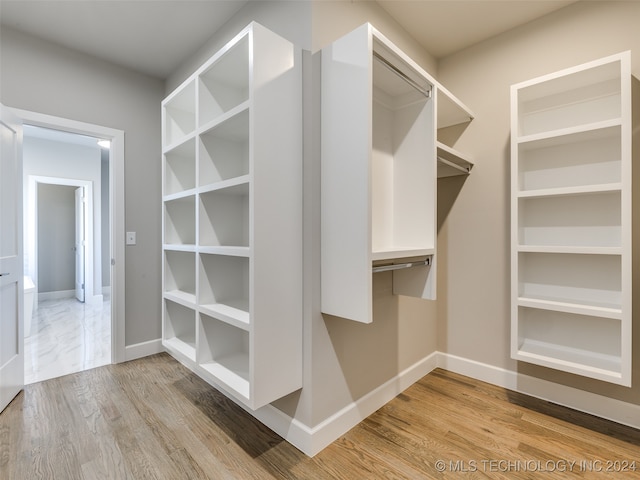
27 176 94 303
15 109 126 364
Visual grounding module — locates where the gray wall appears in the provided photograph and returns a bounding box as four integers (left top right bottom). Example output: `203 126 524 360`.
437 0 640 405
0 26 165 346
37 184 75 293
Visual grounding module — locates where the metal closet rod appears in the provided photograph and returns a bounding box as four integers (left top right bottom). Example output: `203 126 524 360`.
373 51 432 99
372 257 431 273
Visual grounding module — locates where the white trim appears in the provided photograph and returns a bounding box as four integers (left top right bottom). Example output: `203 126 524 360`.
125 338 164 362
37 290 75 301
437 353 640 431
13 109 126 364
253 351 440 457
248 352 640 457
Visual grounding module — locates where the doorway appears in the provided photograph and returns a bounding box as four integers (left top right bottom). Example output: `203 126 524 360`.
23 127 110 383
15 109 126 381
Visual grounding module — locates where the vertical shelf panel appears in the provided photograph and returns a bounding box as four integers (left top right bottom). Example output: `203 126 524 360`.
511 51 632 386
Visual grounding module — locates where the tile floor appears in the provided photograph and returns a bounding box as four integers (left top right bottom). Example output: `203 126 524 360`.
24 296 111 384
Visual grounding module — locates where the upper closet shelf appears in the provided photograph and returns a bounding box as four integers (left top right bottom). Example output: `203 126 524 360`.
437 86 474 128
437 142 473 177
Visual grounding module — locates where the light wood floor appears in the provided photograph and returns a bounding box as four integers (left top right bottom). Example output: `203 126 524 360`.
1 353 639 479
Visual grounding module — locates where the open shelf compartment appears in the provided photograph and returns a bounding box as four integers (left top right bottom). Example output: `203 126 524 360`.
517 58 622 137
518 124 621 192
198 253 250 329
518 190 621 248
199 181 249 248
198 34 250 127
371 46 435 261
198 312 250 400
164 250 196 305
164 138 196 195
164 299 196 361
164 80 196 147
199 108 250 187
164 195 196 246
518 252 621 313
515 306 622 381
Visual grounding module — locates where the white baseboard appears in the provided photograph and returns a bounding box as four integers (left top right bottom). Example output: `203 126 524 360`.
158 347 640 457
255 351 440 456
87 294 104 305
37 289 75 302
125 338 164 362
437 352 640 431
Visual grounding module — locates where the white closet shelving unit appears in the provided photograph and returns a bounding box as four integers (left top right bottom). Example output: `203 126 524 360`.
436 89 474 177
321 23 474 323
510 51 635 386
162 22 302 409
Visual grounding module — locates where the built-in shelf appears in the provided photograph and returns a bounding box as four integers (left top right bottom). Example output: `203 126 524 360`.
322 23 473 323
162 22 302 410
511 51 633 386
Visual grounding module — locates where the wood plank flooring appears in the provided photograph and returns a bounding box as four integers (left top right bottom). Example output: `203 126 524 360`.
1 353 639 479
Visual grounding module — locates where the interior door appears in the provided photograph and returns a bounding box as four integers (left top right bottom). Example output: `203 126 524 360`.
75 186 85 302
0 103 24 413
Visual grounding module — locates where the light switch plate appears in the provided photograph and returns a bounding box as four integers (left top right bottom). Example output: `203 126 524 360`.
126 231 136 245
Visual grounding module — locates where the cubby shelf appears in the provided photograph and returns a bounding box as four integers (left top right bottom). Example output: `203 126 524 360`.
163 80 196 149
510 51 634 386
321 23 473 323
164 299 196 362
161 22 302 410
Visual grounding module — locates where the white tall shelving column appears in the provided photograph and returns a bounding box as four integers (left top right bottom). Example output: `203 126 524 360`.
161 22 302 410
510 51 635 386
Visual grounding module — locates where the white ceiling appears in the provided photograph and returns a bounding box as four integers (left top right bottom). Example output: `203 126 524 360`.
377 0 579 59
0 0 249 79
0 0 578 79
